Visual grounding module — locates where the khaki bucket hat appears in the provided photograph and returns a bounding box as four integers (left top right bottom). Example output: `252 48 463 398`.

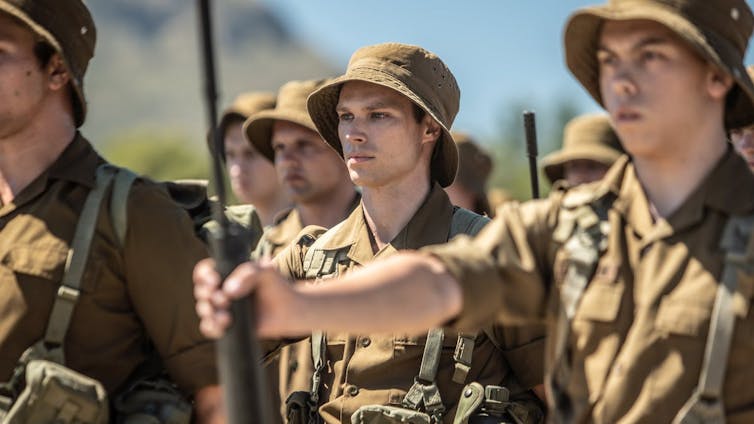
0 0 96 128
244 79 329 162
542 113 624 184
307 42 461 187
564 0 754 130
210 92 275 159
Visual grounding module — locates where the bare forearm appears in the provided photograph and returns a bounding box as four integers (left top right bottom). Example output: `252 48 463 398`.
290 252 462 335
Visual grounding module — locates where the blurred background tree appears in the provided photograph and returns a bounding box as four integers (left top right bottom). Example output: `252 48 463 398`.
101 129 210 181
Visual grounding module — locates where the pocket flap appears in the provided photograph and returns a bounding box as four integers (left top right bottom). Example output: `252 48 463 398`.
655 297 710 336
575 283 624 322
3 243 68 280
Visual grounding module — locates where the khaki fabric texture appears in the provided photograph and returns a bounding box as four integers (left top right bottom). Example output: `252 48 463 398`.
0 0 95 127
564 0 754 129
426 148 754 423
541 113 624 184
307 42 460 187
274 185 545 424
0 134 217 395
245 79 330 162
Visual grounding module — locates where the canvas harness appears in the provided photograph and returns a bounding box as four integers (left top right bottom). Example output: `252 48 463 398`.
546 195 754 424
302 207 488 423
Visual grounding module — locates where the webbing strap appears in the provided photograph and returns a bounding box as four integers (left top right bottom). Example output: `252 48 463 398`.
310 331 326 405
109 167 137 247
43 165 117 363
673 215 754 424
402 328 446 418
451 334 475 384
546 204 609 415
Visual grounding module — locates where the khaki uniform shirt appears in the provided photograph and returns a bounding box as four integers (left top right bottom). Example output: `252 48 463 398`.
277 184 545 424
256 208 305 259
256 196 360 422
0 134 216 395
429 150 754 423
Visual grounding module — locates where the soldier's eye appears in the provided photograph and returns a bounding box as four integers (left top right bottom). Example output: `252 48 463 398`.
338 113 353 122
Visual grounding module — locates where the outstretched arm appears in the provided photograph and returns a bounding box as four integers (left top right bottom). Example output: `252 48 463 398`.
193 252 462 339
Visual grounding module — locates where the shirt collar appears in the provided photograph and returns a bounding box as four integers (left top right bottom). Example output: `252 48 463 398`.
315 183 456 265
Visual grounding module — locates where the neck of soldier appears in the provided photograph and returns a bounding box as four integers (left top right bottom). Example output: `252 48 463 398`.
254 193 292 227
0 98 76 205
361 170 432 252
296 181 357 229
632 114 727 218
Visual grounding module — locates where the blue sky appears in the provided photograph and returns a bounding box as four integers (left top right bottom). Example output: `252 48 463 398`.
260 0 754 140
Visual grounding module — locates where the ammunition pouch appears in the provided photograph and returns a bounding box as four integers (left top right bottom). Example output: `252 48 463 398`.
453 383 541 424
285 390 320 424
1 359 109 424
112 375 191 424
351 404 433 424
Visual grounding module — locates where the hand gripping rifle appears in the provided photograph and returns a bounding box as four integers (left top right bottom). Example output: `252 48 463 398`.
523 111 540 199
196 1 270 422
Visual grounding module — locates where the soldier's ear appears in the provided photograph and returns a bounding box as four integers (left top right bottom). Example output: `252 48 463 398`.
706 65 734 101
47 53 70 91
421 115 442 144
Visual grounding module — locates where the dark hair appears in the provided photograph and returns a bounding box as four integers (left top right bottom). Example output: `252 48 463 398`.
412 102 425 123
33 41 56 68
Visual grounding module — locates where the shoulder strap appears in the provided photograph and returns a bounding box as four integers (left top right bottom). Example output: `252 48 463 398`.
109 166 138 247
450 206 490 239
546 200 610 416
401 328 446 422
39 164 120 364
674 214 754 424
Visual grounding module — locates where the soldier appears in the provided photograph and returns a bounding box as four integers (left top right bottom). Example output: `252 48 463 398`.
199 43 546 424
729 65 754 170
247 79 359 259
541 113 624 186
218 91 291 226
245 79 359 423
445 132 495 216
195 0 754 423
0 1 223 422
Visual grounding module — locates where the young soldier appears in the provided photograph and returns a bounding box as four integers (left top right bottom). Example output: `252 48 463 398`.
245 79 359 423
445 132 495 216
730 65 754 170
200 43 546 424
541 113 624 186
247 79 359 259
219 91 291 226
0 1 223 422
195 0 754 422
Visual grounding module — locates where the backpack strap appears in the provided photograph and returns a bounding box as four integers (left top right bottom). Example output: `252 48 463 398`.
39 164 120 364
673 214 754 424
546 199 610 416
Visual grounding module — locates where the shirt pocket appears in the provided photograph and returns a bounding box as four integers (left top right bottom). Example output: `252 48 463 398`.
575 282 624 323
654 297 710 337
3 242 68 282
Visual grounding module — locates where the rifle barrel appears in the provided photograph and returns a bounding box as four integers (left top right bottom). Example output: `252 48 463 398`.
523 111 540 199
196 1 269 423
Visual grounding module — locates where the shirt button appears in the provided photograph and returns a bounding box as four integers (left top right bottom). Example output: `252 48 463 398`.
346 385 359 396
360 337 371 348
